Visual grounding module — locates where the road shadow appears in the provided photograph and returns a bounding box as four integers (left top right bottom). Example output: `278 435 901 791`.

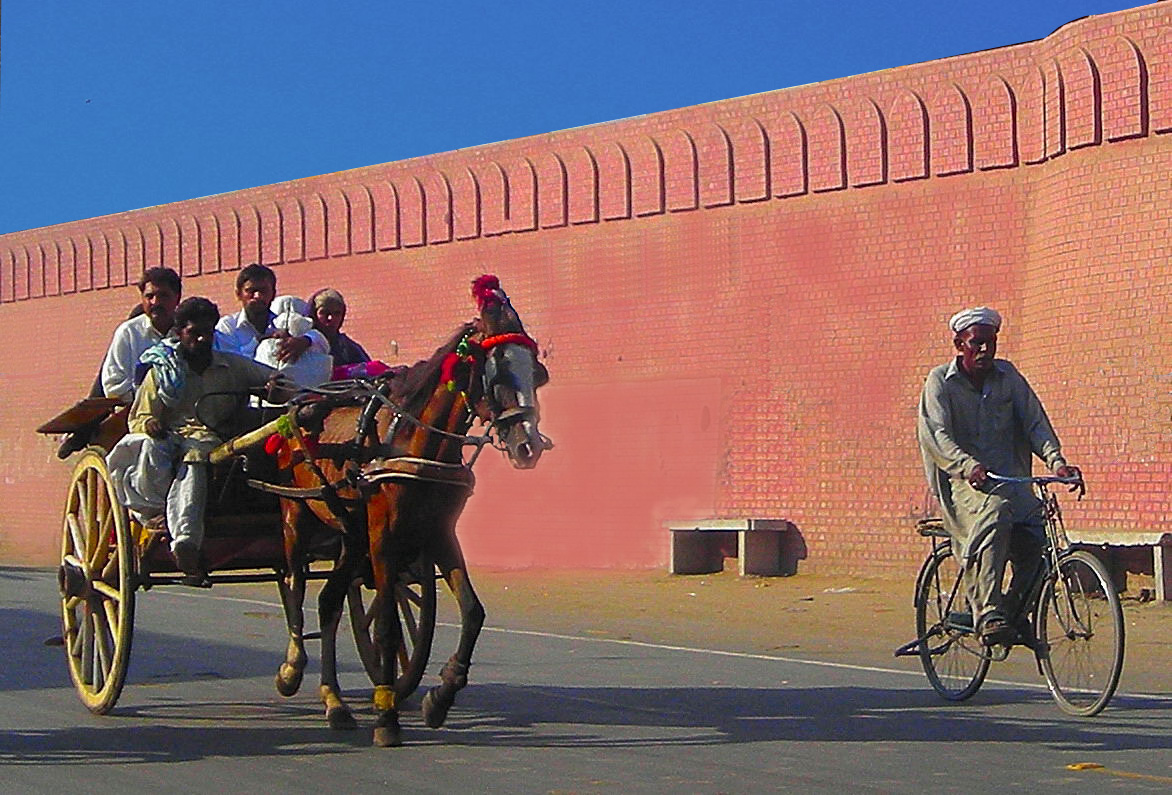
2 683 1166 765
0 604 306 694
0 713 368 766
414 683 1172 751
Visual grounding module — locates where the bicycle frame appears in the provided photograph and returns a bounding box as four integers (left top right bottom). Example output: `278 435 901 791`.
900 472 1123 715
901 473 1082 662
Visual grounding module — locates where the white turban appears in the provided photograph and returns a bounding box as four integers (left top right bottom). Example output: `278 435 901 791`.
949 306 1002 334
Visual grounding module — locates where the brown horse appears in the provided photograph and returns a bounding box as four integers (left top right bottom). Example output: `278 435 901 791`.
269 276 550 746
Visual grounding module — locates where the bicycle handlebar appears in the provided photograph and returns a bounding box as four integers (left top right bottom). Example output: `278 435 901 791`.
986 471 1086 498
985 473 1083 485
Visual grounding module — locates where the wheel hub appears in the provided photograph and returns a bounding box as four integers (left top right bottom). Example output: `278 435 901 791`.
58 559 89 599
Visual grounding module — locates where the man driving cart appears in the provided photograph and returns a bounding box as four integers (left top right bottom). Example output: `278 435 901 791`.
106 296 291 584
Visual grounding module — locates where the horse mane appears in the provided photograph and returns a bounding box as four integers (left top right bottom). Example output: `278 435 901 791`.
389 321 477 415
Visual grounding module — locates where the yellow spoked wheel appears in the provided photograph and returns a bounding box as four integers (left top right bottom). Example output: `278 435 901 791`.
59 447 136 714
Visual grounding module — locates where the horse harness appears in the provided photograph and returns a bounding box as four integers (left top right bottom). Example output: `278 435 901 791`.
245 330 538 532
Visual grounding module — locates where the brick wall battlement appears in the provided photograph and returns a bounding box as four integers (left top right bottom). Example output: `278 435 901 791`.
1 4 1169 573
2 5 1168 300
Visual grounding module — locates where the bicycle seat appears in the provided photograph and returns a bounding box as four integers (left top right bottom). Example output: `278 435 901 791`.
916 517 948 537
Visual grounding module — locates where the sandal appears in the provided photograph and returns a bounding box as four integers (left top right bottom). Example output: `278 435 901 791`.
977 611 1016 647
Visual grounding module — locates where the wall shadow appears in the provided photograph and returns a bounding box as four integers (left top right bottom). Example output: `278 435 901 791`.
1 683 1167 766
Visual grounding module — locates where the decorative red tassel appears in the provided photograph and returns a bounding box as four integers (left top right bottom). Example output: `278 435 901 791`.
471 274 503 311
439 352 460 390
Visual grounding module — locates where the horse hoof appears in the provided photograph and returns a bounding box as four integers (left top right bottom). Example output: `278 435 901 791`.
420 687 451 729
372 725 402 747
275 664 304 697
326 706 358 731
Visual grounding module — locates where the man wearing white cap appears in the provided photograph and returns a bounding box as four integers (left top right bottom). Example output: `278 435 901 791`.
917 307 1081 646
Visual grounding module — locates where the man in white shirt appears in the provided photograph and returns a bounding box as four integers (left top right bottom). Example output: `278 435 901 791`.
215 263 328 361
100 267 183 401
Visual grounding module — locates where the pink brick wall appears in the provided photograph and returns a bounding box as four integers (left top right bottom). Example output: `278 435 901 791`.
2 4 1170 574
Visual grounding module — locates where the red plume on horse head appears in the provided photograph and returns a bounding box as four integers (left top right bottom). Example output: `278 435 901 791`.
471 274 505 311
471 274 526 335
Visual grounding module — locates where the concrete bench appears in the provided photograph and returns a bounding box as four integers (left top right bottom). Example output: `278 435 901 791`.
666 519 801 576
1065 529 1172 602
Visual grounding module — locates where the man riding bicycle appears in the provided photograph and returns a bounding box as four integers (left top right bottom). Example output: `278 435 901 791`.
917 307 1081 647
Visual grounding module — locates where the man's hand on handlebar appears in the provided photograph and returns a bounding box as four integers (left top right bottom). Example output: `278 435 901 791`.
1056 464 1085 496
967 463 988 488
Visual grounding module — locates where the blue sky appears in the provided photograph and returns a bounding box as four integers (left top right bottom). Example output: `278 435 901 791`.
0 1 1151 235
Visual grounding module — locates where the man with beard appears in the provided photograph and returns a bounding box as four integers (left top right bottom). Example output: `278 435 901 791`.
917 307 1081 646
108 297 287 583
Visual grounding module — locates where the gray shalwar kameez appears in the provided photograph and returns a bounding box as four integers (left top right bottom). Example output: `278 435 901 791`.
917 357 1068 620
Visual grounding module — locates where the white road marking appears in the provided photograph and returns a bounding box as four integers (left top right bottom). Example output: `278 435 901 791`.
159 587 1172 704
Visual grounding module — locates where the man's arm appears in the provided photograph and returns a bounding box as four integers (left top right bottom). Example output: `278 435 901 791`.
1009 367 1068 473
100 322 137 401
128 369 167 438
273 328 329 363
917 371 981 483
214 314 245 355
231 356 298 402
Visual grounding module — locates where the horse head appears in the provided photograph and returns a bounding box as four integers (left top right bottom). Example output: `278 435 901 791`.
472 275 552 469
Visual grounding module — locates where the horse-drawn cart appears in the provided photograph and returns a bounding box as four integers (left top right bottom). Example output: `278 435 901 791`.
39 398 437 716
37 275 550 746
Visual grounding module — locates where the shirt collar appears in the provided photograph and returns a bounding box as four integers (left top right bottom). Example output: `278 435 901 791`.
944 357 1009 384
236 307 275 334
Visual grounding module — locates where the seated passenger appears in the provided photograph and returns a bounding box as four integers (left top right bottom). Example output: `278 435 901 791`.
56 268 182 458
307 288 393 380
255 295 333 388
101 266 182 402
308 288 369 365
215 263 328 362
107 297 287 583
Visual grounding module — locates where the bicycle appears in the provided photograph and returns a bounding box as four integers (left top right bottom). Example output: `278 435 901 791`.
894 473 1125 716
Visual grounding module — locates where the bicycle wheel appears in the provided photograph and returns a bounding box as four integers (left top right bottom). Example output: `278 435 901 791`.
916 547 990 701
1035 550 1124 716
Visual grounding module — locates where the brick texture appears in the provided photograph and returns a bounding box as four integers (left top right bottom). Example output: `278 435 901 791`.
2 5 1170 575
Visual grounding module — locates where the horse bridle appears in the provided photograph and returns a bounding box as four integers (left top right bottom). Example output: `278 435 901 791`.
367 332 545 467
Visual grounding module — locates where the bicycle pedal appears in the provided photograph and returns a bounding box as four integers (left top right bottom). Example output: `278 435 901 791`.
986 644 1011 662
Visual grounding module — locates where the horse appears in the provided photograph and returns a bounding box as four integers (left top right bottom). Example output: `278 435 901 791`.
268 275 551 746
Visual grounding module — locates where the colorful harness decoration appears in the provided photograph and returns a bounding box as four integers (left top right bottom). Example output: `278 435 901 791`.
439 331 540 392
481 333 539 353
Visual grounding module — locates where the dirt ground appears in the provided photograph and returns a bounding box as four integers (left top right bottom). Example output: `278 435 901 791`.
459 564 1170 696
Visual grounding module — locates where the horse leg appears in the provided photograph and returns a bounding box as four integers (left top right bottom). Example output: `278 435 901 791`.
421 535 484 730
318 545 360 731
369 556 405 747
275 500 309 697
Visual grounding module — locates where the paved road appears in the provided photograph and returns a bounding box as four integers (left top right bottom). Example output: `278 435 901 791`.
2 567 1170 793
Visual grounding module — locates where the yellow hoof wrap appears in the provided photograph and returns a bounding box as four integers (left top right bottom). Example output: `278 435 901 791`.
373 685 396 712
319 685 344 710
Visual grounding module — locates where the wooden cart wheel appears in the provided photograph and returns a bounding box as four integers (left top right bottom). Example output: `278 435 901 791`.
348 552 437 700
58 447 136 714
